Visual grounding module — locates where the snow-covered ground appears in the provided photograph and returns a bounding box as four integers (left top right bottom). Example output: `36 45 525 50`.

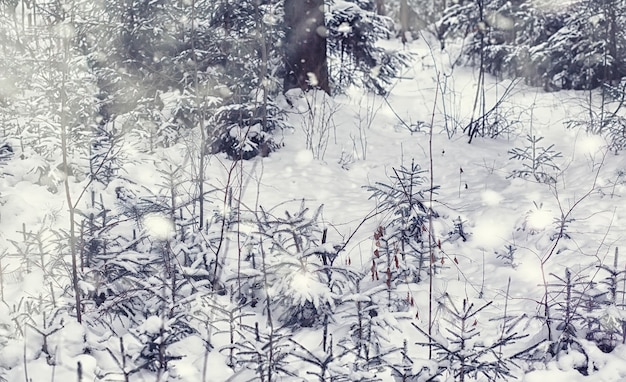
2 36 626 381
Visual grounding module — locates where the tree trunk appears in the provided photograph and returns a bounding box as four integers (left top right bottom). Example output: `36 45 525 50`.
283 0 330 94
399 0 409 43
375 0 385 15
606 1 619 83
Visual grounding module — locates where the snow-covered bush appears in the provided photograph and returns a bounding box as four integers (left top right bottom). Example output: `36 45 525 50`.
519 268 596 375
232 325 295 381
209 102 285 160
339 281 411 373
254 202 352 329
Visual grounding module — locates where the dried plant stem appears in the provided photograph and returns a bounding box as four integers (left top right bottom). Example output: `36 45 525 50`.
59 34 81 324
427 73 440 359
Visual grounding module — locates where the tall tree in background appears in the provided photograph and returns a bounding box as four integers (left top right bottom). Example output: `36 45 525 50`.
399 0 409 42
326 0 410 94
284 0 330 93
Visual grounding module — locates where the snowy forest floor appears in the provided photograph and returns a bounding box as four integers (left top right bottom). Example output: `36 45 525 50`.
2 36 626 381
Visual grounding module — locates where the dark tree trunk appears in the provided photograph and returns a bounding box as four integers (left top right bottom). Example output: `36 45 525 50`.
399 0 409 43
283 0 330 94
606 2 620 82
375 0 385 15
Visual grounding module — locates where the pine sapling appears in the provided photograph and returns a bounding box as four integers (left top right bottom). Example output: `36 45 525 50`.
508 134 562 184
413 298 524 381
589 247 626 352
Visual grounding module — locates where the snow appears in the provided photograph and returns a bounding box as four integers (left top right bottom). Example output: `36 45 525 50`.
473 209 516 248
576 133 606 156
294 149 314 165
481 189 504 206
291 270 314 293
140 316 163 335
526 205 554 231
142 213 175 241
3 28 626 382
337 22 352 35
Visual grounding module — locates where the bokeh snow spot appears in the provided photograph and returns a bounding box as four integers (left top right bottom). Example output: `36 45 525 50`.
487 12 514 30
527 208 553 231
291 271 312 293
295 150 314 165
263 13 279 26
577 134 605 155
53 22 75 39
217 86 233 98
307 72 319 87
316 26 328 38
481 190 503 206
143 214 174 240
473 211 512 248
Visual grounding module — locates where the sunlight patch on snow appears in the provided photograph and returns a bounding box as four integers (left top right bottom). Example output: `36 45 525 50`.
143 214 175 240
481 190 503 206
589 14 605 26
216 85 233 98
